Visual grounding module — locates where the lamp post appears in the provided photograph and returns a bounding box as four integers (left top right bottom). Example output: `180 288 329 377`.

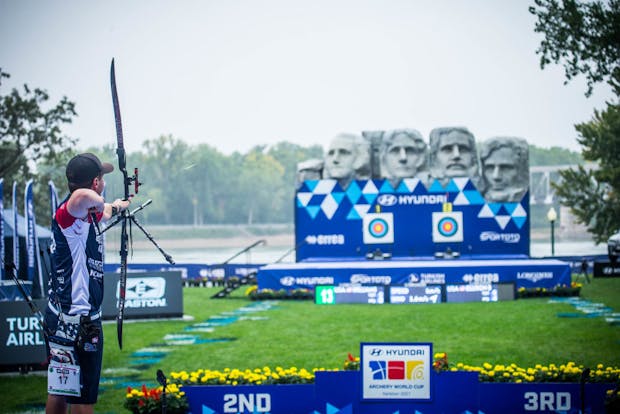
547 207 557 256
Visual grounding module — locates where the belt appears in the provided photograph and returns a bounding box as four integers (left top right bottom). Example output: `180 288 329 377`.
48 302 101 324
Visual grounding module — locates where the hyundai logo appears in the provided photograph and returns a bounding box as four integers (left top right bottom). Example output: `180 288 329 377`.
377 194 397 206
280 276 295 286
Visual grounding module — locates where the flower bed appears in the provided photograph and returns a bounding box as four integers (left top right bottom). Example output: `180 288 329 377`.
166 354 619 386
431 352 619 383
123 354 619 413
247 287 313 300
124 383 189 414
170 366 316 386
517 282 582 298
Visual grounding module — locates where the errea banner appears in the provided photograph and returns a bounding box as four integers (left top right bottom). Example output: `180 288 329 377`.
361 342 432 401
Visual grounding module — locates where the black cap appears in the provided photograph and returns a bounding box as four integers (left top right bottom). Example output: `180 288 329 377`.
66 153 114 185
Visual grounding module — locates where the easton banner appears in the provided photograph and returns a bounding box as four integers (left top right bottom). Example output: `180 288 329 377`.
295 178 529 260
101 271 183 319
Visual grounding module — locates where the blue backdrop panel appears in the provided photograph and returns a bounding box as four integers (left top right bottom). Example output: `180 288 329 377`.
181 371 614 413
313 370 480 413
182 383 315 414
103 263 264 281
257 258 571 291
295 178 530 261
478 382 611 414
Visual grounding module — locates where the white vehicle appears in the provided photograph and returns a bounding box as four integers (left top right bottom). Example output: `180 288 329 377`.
609 230 620 263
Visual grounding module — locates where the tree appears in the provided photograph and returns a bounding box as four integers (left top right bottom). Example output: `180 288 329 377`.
554 102 620 242
529 144 583 166
529 0 620 96
530 0 620 241
0 69 78 226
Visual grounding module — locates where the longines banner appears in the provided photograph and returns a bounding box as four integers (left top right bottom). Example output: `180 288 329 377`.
102 271 183 320
0 298 47 366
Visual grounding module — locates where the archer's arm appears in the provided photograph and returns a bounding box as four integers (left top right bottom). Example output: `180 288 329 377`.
66 189 105 219
66 190 130 221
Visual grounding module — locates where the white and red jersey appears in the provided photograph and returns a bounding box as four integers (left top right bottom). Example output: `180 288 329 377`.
48 198 105 316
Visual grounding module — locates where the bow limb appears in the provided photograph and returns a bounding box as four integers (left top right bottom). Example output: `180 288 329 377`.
110 58 129 350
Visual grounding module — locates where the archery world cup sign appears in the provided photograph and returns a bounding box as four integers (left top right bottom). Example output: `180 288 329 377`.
361 342 432 401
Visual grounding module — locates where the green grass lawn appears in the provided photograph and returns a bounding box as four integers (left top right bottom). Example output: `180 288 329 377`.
2 277 618 413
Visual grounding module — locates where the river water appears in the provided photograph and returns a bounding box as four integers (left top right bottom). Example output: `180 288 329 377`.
107 240 608 265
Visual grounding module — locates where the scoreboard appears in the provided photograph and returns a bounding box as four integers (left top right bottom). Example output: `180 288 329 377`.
315 285 385 304
389 285 442 304
315 283 515 304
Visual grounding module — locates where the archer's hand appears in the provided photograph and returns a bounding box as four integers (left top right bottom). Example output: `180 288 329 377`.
104 198 131 220
112 198 131 212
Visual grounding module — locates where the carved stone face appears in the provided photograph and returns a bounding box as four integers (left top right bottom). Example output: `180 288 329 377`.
435 130 475 178
383 134 425 179
482 146 521 201
324 136 356 180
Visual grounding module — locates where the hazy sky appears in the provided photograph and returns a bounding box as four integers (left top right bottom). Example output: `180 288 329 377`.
1 0 614 155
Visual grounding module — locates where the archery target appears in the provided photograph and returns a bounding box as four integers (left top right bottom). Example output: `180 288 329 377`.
432 211 463 242
363 213 394 244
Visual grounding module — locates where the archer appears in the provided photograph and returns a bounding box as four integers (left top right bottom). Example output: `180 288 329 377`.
45 153 130 414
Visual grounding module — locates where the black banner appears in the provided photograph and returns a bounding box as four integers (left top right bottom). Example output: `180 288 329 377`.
593 261 620 278
102 271 183 320
0 299 47 367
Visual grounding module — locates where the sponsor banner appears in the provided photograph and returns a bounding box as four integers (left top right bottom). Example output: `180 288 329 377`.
0 298 47 366
103 263 264 281
361 342 432 400
101 271 183 319
48 180 59 221
24 180 36 282
257 259 571 291
362 213 394 244
295 178 530 260
593 261 620 278
0 178 3 280
12 182 19 273
24 180 43 291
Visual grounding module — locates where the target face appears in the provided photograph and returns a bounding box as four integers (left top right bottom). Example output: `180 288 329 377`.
438 217 458 237
432 212 463 243
369 218 389 238
363 213 394 244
